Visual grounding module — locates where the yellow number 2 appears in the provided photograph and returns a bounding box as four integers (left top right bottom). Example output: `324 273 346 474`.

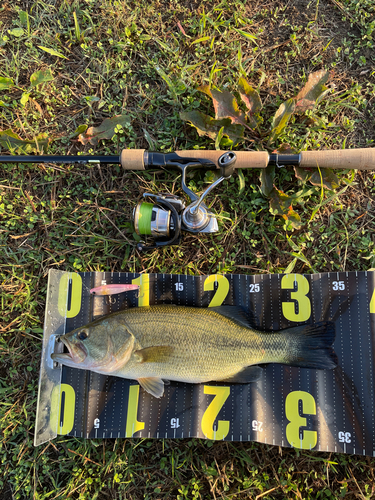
201 386 230 440
204 275 230 307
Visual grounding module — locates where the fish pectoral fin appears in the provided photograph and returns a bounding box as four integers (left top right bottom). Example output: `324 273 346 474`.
138 377 165 398
134 346 174 364
220 365 263 383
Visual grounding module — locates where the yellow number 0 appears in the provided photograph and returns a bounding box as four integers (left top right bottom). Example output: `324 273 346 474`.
285 391 317 449
126 385 145 437
57 272 82 318
50 383 76 435
281 274 311 322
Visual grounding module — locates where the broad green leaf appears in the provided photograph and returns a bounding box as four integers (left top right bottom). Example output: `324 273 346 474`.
0 77 14 91
8 28 24 37
295 166 339 190
19 10 28 26
286 209 302 230
38 46 68 59
238 77 262 128
204 170 218 184
180 110 244 146
30 69 54 87
294 70 330 114
20 92 30 106
212 89 246 125
0 130 49 154
197 84 212 99
199 86 247 127
269 187 302 229
78 115 131 145
309 168 339 190
260 164 275 197
268 98 296 144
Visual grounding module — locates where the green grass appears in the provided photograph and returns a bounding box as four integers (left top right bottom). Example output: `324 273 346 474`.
1 0 375 498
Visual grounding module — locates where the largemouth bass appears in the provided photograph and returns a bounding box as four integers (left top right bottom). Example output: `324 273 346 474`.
51 305 337 398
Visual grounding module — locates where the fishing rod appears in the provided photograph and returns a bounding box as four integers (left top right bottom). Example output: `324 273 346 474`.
1 148 375 250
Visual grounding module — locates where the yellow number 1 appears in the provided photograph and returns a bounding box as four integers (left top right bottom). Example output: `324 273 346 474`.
132 274 150 307
370 287 375 313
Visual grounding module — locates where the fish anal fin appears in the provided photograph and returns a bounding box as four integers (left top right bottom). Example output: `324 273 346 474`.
219 365 263 384
138 377 165 398
134 346 174 363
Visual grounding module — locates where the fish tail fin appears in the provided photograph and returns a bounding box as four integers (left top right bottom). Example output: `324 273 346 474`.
286 321 337 370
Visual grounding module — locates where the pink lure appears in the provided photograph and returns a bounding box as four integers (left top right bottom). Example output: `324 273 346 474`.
90 284 140 296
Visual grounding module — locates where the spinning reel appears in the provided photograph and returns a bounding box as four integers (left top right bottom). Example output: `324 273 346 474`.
133 151 237 251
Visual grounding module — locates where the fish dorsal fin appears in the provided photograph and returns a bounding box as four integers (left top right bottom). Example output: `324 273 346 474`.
134 346 174 363
210 306 256 329
138 377 165 398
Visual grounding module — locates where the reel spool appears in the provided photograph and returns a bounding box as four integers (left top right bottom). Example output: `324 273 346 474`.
133 194 184 251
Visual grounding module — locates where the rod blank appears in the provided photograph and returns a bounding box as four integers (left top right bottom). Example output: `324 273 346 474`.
1 148 375 170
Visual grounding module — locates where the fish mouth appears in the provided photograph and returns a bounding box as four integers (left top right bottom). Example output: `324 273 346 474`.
51 337 87 365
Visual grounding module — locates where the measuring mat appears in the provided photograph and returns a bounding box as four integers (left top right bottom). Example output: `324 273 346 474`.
35 269 375 456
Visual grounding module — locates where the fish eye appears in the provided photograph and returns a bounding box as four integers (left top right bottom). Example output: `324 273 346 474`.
77 330 89 341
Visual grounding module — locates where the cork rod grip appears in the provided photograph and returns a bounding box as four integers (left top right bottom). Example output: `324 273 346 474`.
300 149 375 170
176 150 269 169
120 149 146 170
120 149 269 169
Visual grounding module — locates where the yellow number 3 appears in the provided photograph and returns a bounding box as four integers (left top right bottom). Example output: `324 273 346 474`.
285 391 317 449
281 274 311 322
